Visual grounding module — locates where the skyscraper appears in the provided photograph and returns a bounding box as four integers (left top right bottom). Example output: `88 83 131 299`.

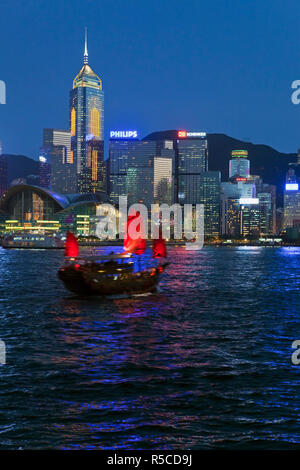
41 129 76 194
258 192 272 235
220 180 255 236
260 184 276 234
39 155 51 189
221 149 258 236
283 168 300 228
153 157 173 205
177 137 207 204
144 130 208 204
239 199 260 238
247 175 263 194
0 144 7 197
222 196 260 238
70 29 105 193
199 171 221 237
43 128 71 163
297 148 300 166
222 198 241 237
87 138 106 194
229 150 250 179
109 136 169 207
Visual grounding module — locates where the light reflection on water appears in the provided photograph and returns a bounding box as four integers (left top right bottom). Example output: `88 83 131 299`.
0 246 300 449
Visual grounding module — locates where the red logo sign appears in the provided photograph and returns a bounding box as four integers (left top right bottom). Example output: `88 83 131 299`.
178 130 187 138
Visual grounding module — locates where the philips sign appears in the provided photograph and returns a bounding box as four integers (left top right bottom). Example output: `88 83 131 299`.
110 130 138 139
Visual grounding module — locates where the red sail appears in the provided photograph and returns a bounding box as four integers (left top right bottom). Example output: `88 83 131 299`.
153 230 167 258
153 238 167 258
65 231 79 257
123 212 146 255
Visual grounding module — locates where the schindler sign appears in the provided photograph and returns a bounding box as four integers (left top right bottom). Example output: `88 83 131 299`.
178 130 206 138
0 80 6 104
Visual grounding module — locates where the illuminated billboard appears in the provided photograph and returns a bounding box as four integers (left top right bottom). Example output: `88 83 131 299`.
239 198 259 205
231 150 248 158
285 183 299 191
177 130 206 138
110 130 138 139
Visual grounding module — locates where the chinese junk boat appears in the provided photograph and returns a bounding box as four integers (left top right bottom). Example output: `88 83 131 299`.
58 214 168 296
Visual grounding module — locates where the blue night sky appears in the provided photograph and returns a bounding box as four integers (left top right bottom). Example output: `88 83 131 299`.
0 0 300 158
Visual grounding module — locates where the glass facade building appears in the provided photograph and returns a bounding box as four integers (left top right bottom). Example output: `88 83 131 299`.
240 202 260 238
199 171 221 237
284 189 300 228
153 157 173 205
39 157 51 189
222 198 260 238
223 198 241 237
283 168 300 228
177 138 208 204
87 138 106 194
0 154 7 197
258 192 272 235
229 150 250 179
142 130 208 204
41 129 76 194
43 129 71 163
221 178 256 236
109 138 175 208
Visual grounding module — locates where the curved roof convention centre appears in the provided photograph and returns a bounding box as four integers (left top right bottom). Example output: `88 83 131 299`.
0 184 109 214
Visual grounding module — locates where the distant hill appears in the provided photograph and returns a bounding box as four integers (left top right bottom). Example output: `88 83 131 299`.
206 133 297 189
144 131 297 202
3 154 39 185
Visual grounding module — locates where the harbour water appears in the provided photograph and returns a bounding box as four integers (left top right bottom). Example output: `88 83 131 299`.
0 246 299 449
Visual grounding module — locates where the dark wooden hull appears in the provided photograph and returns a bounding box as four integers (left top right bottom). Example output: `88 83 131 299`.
58 263 168 296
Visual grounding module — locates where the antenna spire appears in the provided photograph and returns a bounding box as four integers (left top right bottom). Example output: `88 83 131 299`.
84 27 88 65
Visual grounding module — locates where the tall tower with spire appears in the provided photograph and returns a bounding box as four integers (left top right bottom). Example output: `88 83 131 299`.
69 29 105 193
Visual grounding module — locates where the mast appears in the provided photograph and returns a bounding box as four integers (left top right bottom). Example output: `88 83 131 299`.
84 27 88 65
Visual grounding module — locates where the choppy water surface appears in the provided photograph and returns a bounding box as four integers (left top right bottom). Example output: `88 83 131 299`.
0 246 299 449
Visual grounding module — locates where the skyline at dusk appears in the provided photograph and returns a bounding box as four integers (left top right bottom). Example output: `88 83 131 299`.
1 0 300 159
1 2 300 454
